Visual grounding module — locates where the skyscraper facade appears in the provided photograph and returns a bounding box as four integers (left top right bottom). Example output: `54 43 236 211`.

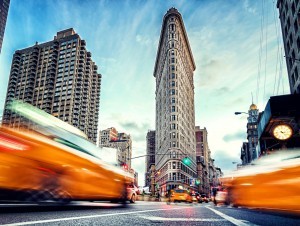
154 8 197 193
145 130 155 187
2 28 101 143
0 0 10 53
277 0 300 94
195 126 210 195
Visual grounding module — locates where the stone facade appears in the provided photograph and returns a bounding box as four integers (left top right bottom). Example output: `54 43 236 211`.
145 130 155 187
154 8 197 194
99 127 132 169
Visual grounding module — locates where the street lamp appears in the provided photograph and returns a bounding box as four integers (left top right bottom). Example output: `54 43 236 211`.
234 112 248 115
234 111 259 121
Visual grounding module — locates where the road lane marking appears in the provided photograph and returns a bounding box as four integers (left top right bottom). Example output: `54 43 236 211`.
206 207 256 226
140 216 227 222
0 206 195 226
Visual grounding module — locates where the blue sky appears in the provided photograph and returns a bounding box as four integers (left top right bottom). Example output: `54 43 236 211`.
0 0 290 186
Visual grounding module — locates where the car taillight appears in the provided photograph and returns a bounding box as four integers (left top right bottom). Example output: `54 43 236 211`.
0 135 29 152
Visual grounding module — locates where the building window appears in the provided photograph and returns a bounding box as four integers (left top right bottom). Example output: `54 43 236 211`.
292 2 296 15
295 67 299 82
172 132 176 138
171 97 175 104
294 20 298 33
171 123 176 129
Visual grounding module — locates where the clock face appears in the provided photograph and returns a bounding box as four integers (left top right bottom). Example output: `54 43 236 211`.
272 124 293 140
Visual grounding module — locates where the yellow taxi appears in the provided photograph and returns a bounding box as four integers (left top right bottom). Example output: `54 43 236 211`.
170 189 192 203
221 151 300 214
0 101 133 204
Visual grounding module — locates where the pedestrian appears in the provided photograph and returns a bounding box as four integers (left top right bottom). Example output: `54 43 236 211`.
166 189 171 204
212 187 218 205
157 190 161 201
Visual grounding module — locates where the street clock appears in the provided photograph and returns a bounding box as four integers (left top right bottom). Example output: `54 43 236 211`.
272 124 293 141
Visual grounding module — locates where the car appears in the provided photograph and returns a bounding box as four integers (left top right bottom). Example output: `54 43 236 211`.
0 101 133 204
215 190 228 205
199 194 209 203
127 183 137 203
195 192 202 202
221 150 300 214
191 193 198 202
170 189 192 203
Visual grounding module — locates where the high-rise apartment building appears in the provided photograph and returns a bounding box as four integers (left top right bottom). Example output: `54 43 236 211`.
99 127 132 168
277 0 300 94
154 8 197 193
145 130 155 187
2 28 101 143
0 0 10 53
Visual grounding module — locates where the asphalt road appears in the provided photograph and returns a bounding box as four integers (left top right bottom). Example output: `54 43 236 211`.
0 201 299 226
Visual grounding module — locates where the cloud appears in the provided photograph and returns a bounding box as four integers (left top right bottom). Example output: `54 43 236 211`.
223 131 246 142
212 150 241 174
119 121 153 144
214 87 230 96
243 0 257 14
135 34 152 46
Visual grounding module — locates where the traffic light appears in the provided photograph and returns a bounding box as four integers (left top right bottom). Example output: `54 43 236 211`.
182 157 191 166
195 179 200 185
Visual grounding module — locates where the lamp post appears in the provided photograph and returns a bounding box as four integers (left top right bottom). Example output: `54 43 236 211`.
234 112 248 115
234 111 259 121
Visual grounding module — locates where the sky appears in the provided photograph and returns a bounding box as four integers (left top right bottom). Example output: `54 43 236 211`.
0 0 290 186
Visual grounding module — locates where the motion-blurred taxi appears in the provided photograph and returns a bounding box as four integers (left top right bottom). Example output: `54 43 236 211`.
127 183 137 203
221 151 300 214
0 101 133 204
170 189 192 203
